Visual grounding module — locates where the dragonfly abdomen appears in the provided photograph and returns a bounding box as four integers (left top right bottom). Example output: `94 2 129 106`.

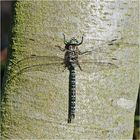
68 67 76 123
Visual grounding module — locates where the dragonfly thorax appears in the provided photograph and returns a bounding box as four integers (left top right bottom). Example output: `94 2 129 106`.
64 47 78 69
68 51 77 68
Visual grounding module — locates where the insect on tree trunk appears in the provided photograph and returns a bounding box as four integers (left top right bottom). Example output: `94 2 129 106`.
1 0 139 139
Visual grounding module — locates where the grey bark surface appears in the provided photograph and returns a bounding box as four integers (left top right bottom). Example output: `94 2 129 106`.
1 0 139 139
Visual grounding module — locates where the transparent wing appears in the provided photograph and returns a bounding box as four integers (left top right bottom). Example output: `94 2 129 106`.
80 39 137 58
27 35 138 63
12 37 138 76
77 56 119 73
75 37 138 73
13 55 65 75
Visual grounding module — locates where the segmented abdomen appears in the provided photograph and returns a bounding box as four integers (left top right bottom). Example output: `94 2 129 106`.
68 67 76 123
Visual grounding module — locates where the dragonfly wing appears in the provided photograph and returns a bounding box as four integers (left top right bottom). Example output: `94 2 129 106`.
77 58 119 73
13 55 65 74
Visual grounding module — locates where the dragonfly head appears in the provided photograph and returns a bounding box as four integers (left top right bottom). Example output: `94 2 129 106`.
63 34 84 49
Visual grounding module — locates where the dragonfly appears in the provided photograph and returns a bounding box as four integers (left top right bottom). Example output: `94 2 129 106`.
10 34 137 123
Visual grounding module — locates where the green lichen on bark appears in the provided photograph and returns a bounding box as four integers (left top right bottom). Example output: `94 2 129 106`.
1 0 139 139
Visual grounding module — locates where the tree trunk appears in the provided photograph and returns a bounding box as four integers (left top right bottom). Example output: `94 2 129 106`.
1 1 139 139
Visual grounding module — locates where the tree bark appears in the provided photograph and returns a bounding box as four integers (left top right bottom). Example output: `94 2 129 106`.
1 1 139 139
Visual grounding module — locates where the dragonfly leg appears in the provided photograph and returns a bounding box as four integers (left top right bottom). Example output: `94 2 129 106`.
55 45 65 52
79 50 92 55
62 66 67 72
60 61 67 72
77 60 82 71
